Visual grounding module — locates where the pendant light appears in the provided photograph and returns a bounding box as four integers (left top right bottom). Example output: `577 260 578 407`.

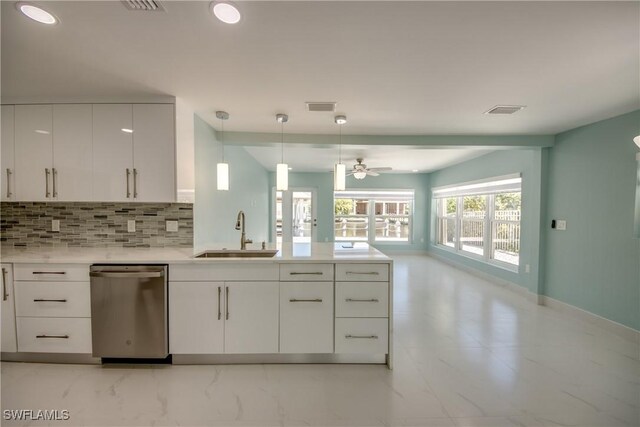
276 113 289 191
334 115 347 191
634 135 640 149
216 111 229 191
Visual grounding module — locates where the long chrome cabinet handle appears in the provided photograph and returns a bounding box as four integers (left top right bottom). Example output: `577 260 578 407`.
289 298 323 303
45 168 51 198
217 286 221 320
32 271 66 275
346 271 379 275
345 298 379 303
133 168 138 198
225 286 229 320
289 272 323 275
345 335 378 339
126 169 131 198
89 271 163 279
52 168 58 198
6 169 12 198
33 298 67 303
1 268 7 301
36 334 69 339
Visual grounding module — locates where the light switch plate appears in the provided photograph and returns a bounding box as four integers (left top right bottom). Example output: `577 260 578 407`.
51 219 60 232
166 220 178 232
525 264 530 273
556 220 567 231
127 220 136 233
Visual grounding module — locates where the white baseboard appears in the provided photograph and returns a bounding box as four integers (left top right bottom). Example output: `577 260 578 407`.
539 296 640 344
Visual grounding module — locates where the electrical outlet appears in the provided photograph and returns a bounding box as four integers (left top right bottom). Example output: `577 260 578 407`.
166 220 178 232
51 219 60 232
127 220 136 233
556 220 567 231
525 264 530 273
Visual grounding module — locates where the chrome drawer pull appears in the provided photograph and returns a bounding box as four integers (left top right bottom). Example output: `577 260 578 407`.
126 169 131 198
6 168 12 198
217 286 222 320
32 271 66 275
45 168 51 198
33 298 67 303
345 298 379 303
289 272 324 275
289 298 322 303
2 268 8 301
345 335 378 339
36 334 69 339
225 286 229 320
346 271 379 275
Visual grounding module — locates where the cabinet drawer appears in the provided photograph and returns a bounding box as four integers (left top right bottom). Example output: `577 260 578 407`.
279 264 334 281
335 318 388 354
14 264 89 282
335 264 389 282
17 317 92 353
15 282 90 318
170 263 278 281
280 282 333 353
335 282 389 318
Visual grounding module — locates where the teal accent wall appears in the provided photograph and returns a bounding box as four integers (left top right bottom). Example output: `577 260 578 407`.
427 149 544 293
194 115 270 248
267 172 429 251
544 110 640 330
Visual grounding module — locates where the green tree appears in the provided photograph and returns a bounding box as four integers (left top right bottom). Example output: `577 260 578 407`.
335 199 353 215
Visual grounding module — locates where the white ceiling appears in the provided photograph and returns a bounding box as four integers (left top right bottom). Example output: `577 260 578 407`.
2 1 638 136
244 144 494 173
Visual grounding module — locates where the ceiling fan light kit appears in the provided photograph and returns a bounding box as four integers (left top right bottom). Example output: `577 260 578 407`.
347 158 392 180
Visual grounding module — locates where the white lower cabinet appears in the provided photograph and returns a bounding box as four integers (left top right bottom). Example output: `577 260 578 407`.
279 282 333 353
335 318 389 354
169 280 279 355
1 264 17 353
16 317 92 354
15 281 91 318
224 282 279 354
169 281 224 354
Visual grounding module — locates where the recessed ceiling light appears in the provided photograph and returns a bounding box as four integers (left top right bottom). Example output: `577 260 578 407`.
121 128 134 133
17 2 58 25
211 2 241 24
334 115 347 125
412 169 419 173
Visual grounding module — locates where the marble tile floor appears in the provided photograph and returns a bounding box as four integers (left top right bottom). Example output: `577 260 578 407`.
1 255 638 427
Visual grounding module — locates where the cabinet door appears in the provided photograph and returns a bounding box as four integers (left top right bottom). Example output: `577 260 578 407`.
224 281 279 354
1 106 15 201
92 104 133 202
1 264 17 353
169 281 224 354
14 105 53 201
280 282 333 353
53 104 93 201
132 104 175 202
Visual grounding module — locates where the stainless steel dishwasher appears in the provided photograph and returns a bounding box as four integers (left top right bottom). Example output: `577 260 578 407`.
90 265 168 359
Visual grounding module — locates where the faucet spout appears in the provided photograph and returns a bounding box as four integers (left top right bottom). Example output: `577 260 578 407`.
236 211 252 250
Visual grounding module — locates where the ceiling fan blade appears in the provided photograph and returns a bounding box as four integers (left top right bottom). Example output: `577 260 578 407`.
366 171 380 176
345 172 355 176
367 167 392 172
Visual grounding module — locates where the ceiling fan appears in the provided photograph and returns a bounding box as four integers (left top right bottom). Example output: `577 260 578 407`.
347 158 392 180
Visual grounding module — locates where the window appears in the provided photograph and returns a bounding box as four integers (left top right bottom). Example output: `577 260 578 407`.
335 190 413 244
434 176 521 268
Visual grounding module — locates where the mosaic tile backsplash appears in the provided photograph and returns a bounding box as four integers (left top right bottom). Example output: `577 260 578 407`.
0 202 193 248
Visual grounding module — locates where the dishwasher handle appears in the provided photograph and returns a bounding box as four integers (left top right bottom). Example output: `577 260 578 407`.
90 271 164 279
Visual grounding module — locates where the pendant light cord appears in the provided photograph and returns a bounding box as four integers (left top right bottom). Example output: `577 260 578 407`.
339 124 342 163
281 121 284 163
220 118 225 163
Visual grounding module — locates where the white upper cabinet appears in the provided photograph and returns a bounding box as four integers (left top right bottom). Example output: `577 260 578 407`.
14 105 54 201
132 104 175 202
92 104 134 202
1 106 15 201
53 104 93 201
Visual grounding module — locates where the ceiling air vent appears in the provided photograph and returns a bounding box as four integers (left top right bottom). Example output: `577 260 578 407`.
122 0 165 11
485 105 526 115
306 102 337 112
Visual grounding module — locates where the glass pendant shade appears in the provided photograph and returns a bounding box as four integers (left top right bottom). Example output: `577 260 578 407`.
217 162 229 191
334 163 346 191
276 163 289 191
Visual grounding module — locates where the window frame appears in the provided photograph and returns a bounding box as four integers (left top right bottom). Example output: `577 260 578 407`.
334 190 414 245
435 180 521 272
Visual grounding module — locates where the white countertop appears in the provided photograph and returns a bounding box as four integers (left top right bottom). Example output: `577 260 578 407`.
0 242 392 264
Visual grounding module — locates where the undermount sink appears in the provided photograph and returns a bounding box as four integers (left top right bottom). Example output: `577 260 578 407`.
195 249 279 259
